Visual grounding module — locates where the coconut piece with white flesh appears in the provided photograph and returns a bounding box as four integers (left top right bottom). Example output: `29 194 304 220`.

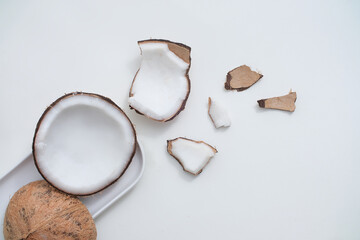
33 92 137 196
167 137 217 175
208 97 231 128
129 39 191 122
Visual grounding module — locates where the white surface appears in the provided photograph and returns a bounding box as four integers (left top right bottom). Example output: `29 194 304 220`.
0 142 144 232
169 138 216 175
0 0 359 239
129 42 189 121
34 93 136 195
208 97 231 128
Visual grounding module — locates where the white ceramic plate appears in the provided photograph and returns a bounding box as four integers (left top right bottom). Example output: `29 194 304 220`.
0 141 145 228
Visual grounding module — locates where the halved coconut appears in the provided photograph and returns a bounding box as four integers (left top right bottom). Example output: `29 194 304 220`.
167 137 217 175
33 92 137 196
208 97 231 128
129 39 191 122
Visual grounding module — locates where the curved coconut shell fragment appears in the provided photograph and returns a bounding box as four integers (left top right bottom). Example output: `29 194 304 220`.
3 180 97 240
225 65 263 91
129 39 191 122
257 90 297 112
167 137 217 175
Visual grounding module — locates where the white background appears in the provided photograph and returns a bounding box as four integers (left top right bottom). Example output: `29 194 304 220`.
1 0 360 239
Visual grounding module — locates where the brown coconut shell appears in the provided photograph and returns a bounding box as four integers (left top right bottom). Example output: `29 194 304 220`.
224 65 263 91
129 39 191 122
3 180 97 240
257 90 297 112
32 92 137 196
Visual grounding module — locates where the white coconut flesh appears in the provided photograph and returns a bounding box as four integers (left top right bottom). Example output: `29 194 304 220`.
208 97 231 128
129 41 190 121
33 93 136 195
168 138 217 175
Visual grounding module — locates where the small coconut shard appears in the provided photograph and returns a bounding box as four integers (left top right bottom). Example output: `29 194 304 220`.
167 137 217 175
3 180 97 240
129 39 191 122
33 92 137 196
225 65 263 91
208 97 231 128
257 90 297 112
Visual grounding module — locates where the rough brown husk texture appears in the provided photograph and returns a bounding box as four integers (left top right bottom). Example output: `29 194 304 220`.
32 92 137 196
3 180 97 240
129 39 191 122
167 137 217 175
224 65 263 91
257 90 297 112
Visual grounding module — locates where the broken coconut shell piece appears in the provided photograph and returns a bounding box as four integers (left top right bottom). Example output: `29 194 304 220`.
33 92 137 196
225 65 263 91
3 180 97 240
208 97 231 128
129 39 191 122
257 90 297 112
167 137 217 175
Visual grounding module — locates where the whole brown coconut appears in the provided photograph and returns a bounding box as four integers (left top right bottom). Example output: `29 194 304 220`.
3 180 97 240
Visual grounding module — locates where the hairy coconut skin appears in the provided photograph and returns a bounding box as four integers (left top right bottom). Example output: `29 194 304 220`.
3 180 97 240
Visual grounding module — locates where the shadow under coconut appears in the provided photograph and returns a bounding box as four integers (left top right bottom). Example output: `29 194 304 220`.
124 104 187 139
173 164 198 183
93 186 138 222
127 56 142 76
164 145 210 183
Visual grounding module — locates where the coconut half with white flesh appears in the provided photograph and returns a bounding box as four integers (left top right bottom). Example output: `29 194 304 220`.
129 39 191 122
33 92 137 196
167 137 217 175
